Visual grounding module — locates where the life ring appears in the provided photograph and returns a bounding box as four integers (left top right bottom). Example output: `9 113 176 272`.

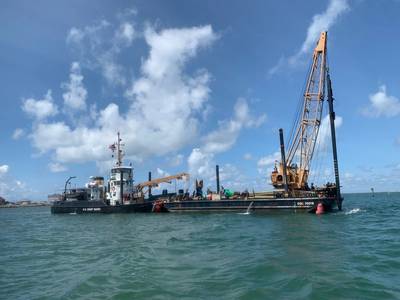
112 186 116 192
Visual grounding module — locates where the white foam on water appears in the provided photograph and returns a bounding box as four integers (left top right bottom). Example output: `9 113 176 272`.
345 208 362 215
237 202 254 215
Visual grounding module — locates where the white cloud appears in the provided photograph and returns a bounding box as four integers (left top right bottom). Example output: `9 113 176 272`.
31 122 75 153
12 128 25 140
186 156 251 191
268 56 286 77
156 168 170 177
316 114 343 151
344 172 354 179
66 18 136 86
115 22 136 46
0 165 9 175
257 151 280 174
62 62 88 111
217 163 249 191
141 25 217 80
362 85 400 118
168 154 184 167
188 148 216 180
297 0 349 57
67 20 110 45
101 55 127 86
117 8 138 20
66 27 85 44
188 97 265 180
15 180 25 189
268 0 349 75
22 90 58 120
48 162 68 173
0 167 36 200
243 153 252 160
0 177 34 201
339 163 400 193
28 25 217 167
202 98 266 154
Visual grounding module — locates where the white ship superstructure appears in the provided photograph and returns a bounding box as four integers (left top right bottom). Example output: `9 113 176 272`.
107 132 136 206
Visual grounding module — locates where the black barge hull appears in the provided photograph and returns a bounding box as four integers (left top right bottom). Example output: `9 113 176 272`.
51 200 153 214
51 197 341 214
163 197 339 213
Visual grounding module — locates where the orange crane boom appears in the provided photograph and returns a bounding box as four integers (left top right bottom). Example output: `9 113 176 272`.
136 173 190 191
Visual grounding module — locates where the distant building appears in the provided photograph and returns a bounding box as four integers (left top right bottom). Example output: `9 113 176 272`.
48 194 63 203
17 200 32 206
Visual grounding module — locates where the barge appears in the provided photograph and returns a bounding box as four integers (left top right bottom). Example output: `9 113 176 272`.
152 31 343 213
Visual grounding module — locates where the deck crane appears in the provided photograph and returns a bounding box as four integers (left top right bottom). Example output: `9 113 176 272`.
136 173 190 194
271 32 328 191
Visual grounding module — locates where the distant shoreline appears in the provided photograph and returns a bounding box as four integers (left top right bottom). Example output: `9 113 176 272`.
0 204 50 209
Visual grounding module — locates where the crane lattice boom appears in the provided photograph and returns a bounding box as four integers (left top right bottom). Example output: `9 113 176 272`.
271 32 328 190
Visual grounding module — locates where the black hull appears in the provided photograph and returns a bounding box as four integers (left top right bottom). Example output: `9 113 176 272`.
51 197 341 214
51 200 153 214
164 197 338 213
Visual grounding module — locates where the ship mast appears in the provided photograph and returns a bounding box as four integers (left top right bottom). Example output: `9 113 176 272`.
109 132 127 205
271 32 328 190
116 132 123 167
109 131 125 166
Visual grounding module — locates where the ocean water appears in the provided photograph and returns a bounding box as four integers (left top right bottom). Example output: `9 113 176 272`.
1 193 399 300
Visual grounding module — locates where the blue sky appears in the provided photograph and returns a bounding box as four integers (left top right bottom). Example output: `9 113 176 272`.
1 0 400 200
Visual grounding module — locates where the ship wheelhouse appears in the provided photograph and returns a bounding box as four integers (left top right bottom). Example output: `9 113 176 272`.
108 166 135 206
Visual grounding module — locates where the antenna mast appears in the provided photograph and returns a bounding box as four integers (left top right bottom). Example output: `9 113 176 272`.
116 132 123 166
109 132 124 167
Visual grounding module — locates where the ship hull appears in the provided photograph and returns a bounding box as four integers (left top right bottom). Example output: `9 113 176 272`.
50 200 153 214
164 197 338 213
51 197 341 214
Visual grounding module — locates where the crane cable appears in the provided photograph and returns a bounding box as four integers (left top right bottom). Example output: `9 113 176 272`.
286 60 313 155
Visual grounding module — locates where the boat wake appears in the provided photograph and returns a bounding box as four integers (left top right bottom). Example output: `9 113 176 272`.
238 202 254 215
345 208 363 215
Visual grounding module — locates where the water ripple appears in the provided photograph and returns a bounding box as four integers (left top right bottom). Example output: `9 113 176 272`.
1 193 400 299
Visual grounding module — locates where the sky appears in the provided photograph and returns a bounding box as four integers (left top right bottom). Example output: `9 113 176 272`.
1 0 400 200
